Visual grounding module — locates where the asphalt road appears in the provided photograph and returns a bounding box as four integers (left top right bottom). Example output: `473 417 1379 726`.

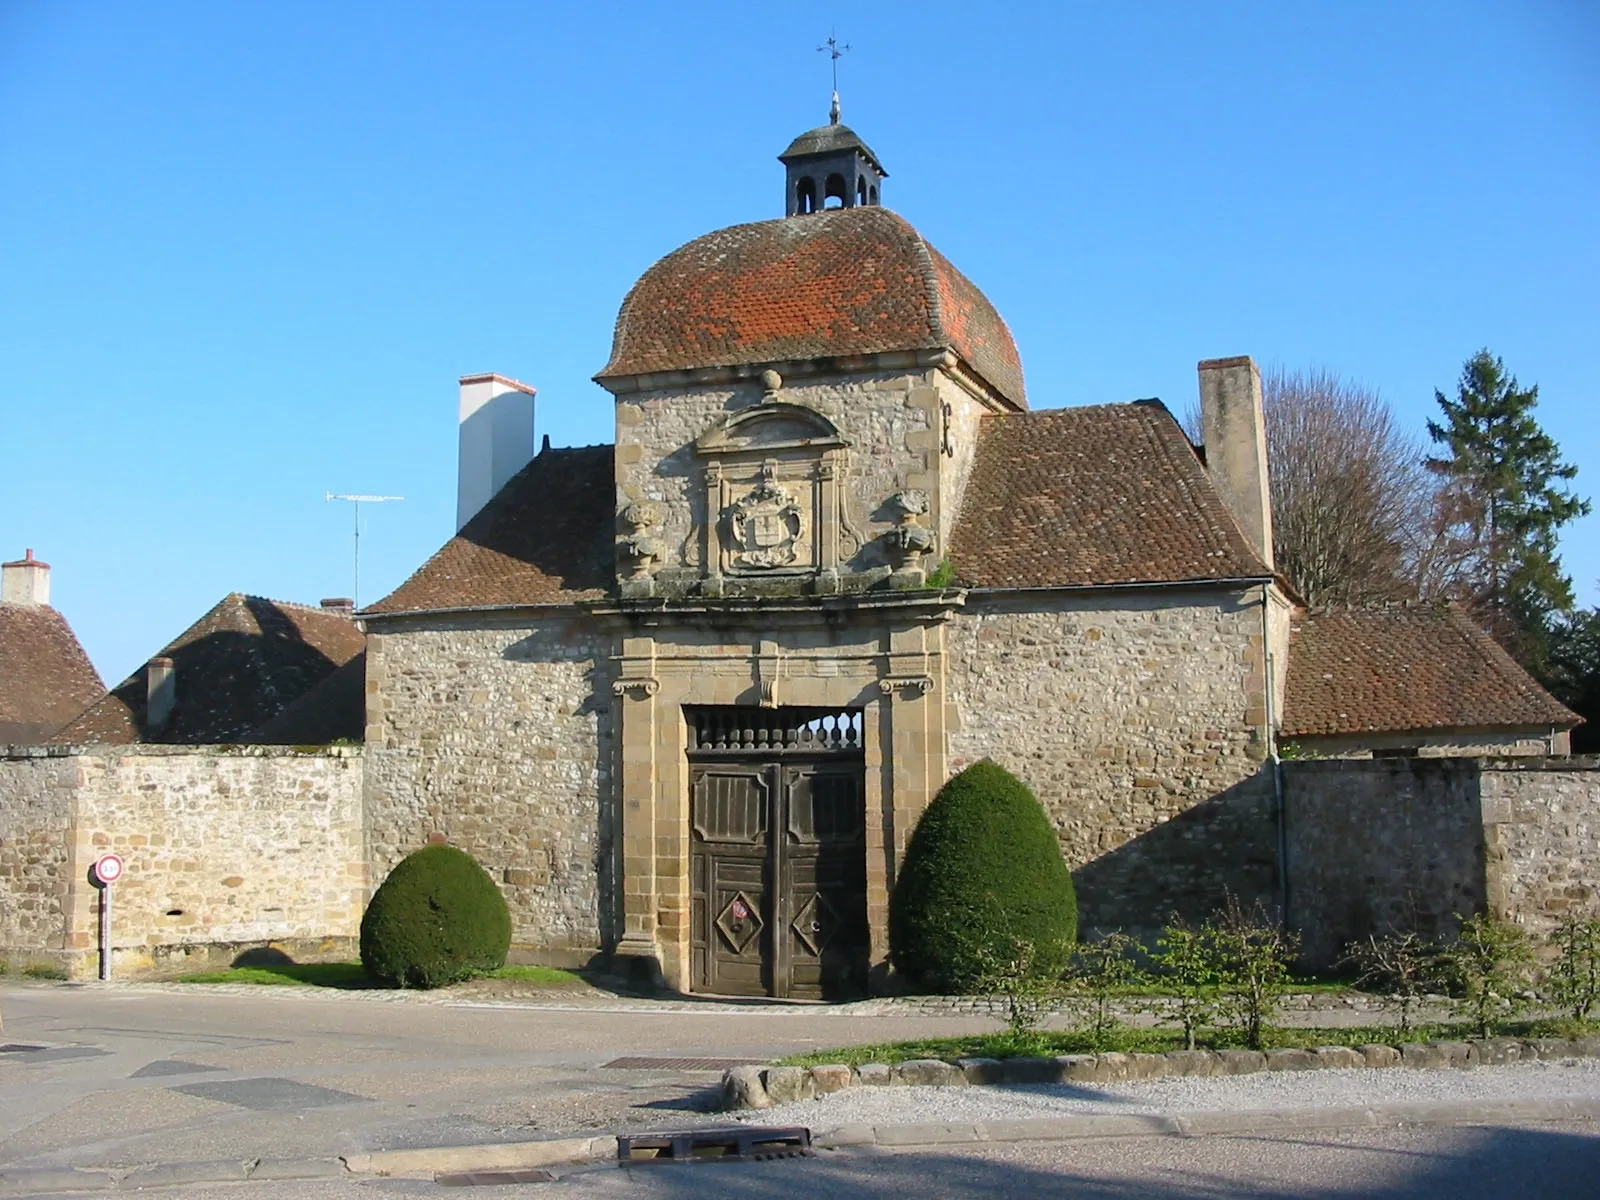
28 1123 1600 1199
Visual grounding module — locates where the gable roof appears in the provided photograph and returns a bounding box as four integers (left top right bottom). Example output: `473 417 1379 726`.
0 603 104 744
1281 603 1579 738
596 207 1027 409
366 444 615 615
949 402 1271 589
250 650 366 745
52 594 365 745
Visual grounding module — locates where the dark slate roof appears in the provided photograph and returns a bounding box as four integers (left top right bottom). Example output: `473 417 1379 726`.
52 594 366 745
1281 603 1579 737
0 603 104 744
251 650 366 744
949 403 1271 588
596 207 1027 409
366 445 615 615
778 122 886 173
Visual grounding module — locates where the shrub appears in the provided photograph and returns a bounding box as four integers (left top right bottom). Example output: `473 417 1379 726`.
1211 897 1298 1051
1439 913 1536 1038
1545 911 1600 1025
889 760 1077 993
360 844 512 988
1340 929 1438 1036
1067 932 1145 1050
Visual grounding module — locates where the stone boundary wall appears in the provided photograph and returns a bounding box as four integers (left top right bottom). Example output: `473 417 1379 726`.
0 745 365 978
1283 756 1600 968
722 1034 1600 1109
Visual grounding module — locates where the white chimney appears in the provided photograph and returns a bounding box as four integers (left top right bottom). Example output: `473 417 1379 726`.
457 373 537 531
1198 356 1274 570
1 549 51 606
146 656 176 732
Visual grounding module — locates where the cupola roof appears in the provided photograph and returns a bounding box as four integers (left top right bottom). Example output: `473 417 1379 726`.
596 207 1026 409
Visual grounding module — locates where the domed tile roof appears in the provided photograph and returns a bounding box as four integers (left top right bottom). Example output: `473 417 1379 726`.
596 207 1026 409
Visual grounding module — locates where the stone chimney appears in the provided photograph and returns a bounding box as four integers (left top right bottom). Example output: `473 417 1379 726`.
457 373 537 531
320 597 355 614
146 656 176 733
1198 357 1274 570
1 549 51 606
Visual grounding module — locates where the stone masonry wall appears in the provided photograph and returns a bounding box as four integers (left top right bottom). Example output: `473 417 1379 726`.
364 616 614 962
945 588 1277 938
1482 758 1600 936
0 753 76 965
0 745 364 978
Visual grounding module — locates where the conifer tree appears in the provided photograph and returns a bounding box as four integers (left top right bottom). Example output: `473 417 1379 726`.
1425 349 1589 667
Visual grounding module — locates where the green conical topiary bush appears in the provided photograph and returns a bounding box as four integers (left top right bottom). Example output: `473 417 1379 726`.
889 760 1077 993
360 843 512 989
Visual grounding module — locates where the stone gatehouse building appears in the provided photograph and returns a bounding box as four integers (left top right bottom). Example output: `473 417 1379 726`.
3 110 1581 988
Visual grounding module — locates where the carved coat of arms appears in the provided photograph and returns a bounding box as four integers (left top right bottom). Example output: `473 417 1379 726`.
723 467 803 570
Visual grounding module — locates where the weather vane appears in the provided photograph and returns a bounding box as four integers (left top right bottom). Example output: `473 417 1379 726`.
817 29 850 121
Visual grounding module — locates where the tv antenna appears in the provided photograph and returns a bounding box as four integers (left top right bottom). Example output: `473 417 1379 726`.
325 492 404 608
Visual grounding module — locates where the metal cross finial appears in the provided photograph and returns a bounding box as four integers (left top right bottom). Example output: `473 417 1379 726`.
817 30 850 122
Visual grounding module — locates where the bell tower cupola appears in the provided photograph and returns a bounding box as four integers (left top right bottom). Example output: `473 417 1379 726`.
779 94 887 216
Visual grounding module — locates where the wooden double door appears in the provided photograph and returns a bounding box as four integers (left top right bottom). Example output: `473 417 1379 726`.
688 714 869 1000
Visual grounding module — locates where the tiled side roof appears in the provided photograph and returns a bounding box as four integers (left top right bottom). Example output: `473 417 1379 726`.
949 403 1270 588
366 445 614 615
597 207 1027 409
251 650 366 745
1282 603 1579 737
0 604 104 744
52 594 365 745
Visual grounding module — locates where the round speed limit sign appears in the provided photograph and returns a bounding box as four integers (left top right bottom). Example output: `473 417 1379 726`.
93 854 124 886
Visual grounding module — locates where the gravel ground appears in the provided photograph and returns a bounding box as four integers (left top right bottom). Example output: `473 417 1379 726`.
744 1058 1600 1128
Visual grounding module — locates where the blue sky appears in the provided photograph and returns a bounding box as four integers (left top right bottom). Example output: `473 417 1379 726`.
3 1 1597 687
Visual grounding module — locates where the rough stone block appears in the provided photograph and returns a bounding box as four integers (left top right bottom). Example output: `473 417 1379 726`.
1126 1052 1169 1080
892 1058 962 1087
1215 1050 1266 1075
1093 1052 1131 1082
1399 1043 1448 1069
1522 1038 1577 1062
1265 1049 1317 1072
1052 1054 1100 1082
1571 1036 1600 1059
808 1064 853 1095
996 1056 1058 1084
1471 1038 1522 1066
1163 1050 1220 1077
761 1066 813 1104
721 1066 770 1110
956 1057 1005 1085
1360 1044 1400 1069
1431 1040 1475 1068
854 1062 892 1087
1312 1046 1365 1071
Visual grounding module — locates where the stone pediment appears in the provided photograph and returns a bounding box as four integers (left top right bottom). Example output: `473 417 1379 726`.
695 402 848 456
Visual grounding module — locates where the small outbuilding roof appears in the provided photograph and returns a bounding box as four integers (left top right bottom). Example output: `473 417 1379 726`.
0 603 104 744
52 593 365 745
1281 603 1579 738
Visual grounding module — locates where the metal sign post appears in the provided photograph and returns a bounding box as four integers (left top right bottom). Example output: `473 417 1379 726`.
92 854 124 981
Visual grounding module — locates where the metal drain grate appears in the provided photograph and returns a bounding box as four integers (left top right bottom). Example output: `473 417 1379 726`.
601 1056 766 1071
618 1126 812 1163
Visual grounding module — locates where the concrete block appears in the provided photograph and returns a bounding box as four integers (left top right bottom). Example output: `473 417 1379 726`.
957 1057 1005 1085
1265 1049 1317 1072
1163 1050 1221 1077
721 1065 770 1110
761 1065 813 1103
1360 1044 1400 1069
1312 1046 1366 1071
1052 1054 1101 1082
1216 1050 1266 1075
809 1064 853 1095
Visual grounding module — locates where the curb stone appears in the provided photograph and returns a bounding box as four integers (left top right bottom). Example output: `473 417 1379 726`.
722 1037 1600 1111
807 1096 1600 1150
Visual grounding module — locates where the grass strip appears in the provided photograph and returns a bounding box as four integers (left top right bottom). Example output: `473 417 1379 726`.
172 961 586 989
